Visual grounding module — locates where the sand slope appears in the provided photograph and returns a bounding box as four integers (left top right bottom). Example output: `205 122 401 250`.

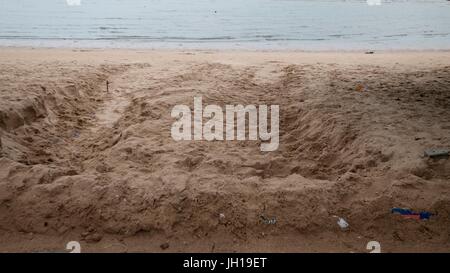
0 48 449 252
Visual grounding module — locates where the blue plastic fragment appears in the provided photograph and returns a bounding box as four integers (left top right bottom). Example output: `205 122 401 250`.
391 207 433 220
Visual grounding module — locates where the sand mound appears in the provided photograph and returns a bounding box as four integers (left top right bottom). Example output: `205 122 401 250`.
0 50 450 252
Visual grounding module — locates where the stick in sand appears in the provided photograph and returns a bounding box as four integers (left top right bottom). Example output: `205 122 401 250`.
106 80 109 92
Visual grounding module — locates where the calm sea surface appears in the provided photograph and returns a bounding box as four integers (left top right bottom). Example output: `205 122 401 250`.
0 0 450 49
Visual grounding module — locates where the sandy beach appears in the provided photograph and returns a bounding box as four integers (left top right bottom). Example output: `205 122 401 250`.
0 48 449 252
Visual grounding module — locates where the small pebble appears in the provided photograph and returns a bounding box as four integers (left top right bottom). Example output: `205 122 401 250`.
160 242 170 250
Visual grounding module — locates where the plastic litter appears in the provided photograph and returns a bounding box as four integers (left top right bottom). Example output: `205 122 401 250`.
337 217 349 229
424 148 449 159
391 207 433 220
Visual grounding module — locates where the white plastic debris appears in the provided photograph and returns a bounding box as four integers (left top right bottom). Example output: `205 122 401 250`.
337 218 349 229
366 241 381 253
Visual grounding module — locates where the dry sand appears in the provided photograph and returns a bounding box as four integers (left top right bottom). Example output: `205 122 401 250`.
0 48 449 253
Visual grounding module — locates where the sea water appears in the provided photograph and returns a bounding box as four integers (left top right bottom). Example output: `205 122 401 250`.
0 0 449 50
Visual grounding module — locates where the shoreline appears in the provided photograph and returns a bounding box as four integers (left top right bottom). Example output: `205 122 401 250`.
2 47 450 70
2 45 450 54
